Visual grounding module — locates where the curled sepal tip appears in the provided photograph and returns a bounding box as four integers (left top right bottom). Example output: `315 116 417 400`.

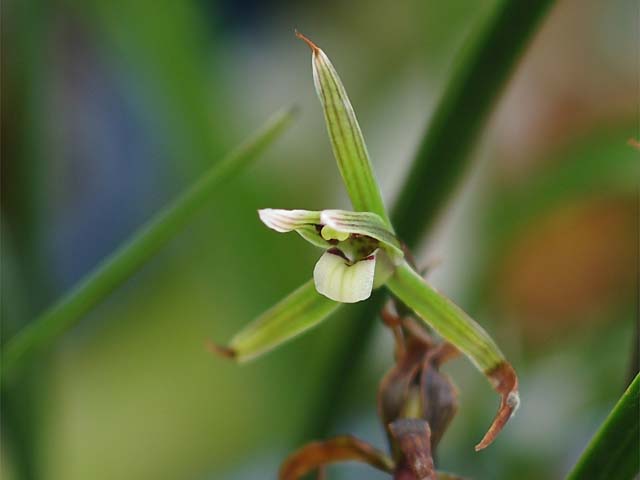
294 30 320 53
475 362 520 451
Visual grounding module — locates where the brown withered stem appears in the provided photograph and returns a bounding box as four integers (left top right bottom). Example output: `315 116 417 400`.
279 436 394 480
389 419 436 480
378 301 460 456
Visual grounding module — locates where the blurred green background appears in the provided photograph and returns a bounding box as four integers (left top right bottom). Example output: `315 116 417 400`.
1 0 637 479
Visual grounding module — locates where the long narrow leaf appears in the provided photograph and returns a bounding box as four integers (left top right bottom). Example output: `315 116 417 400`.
1 107 297 381
392 0 555 247
296 32 391 227
386 261 518 450
566 374 639 480
216 280 341 362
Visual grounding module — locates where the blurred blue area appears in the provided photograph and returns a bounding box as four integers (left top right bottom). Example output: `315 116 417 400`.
46 31 156 293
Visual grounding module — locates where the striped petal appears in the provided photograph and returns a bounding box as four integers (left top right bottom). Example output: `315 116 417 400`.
258 209 403 261
296 31 391 226
258 209 329 248
320 210 403 260
258 208 321 232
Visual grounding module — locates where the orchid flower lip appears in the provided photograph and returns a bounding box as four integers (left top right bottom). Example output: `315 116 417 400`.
313 249 377 303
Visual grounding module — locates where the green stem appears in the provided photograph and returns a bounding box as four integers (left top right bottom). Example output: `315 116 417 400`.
566 374 639 480
304 0 555 440
0 107 297 381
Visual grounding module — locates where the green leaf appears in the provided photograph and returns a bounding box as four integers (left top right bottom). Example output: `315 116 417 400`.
296 32 391 227
80 0 226 173
392 0 555 247
566 374 639 480
221 280 341 362
386 261 519 450
0 107 297 382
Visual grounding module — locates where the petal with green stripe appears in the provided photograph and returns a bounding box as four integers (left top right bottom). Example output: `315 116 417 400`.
320 210 403 260
258 208 402 260
296 32 391 226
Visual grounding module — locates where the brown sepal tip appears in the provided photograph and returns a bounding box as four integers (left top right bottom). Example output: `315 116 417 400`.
205 339 237 360
475 362 520 451
294 29 320 53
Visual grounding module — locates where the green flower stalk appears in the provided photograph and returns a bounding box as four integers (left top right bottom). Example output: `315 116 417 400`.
214 32 519 451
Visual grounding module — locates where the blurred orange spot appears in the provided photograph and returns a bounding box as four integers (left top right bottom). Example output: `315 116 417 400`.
496 196 636 341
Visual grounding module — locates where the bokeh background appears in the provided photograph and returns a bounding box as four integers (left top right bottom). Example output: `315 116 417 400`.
1 0 638 479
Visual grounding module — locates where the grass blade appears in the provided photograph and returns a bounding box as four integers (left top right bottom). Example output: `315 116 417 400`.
392 0 555 247
296 31 391 227
566 374 639 480
386 262 518 450
0 107 297 381
214 280 341 362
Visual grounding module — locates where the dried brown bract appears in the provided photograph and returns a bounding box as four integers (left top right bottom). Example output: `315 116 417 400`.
279 300 465 479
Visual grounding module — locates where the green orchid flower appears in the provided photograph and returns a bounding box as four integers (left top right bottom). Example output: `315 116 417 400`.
258 208 403 303
213 31 519 451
